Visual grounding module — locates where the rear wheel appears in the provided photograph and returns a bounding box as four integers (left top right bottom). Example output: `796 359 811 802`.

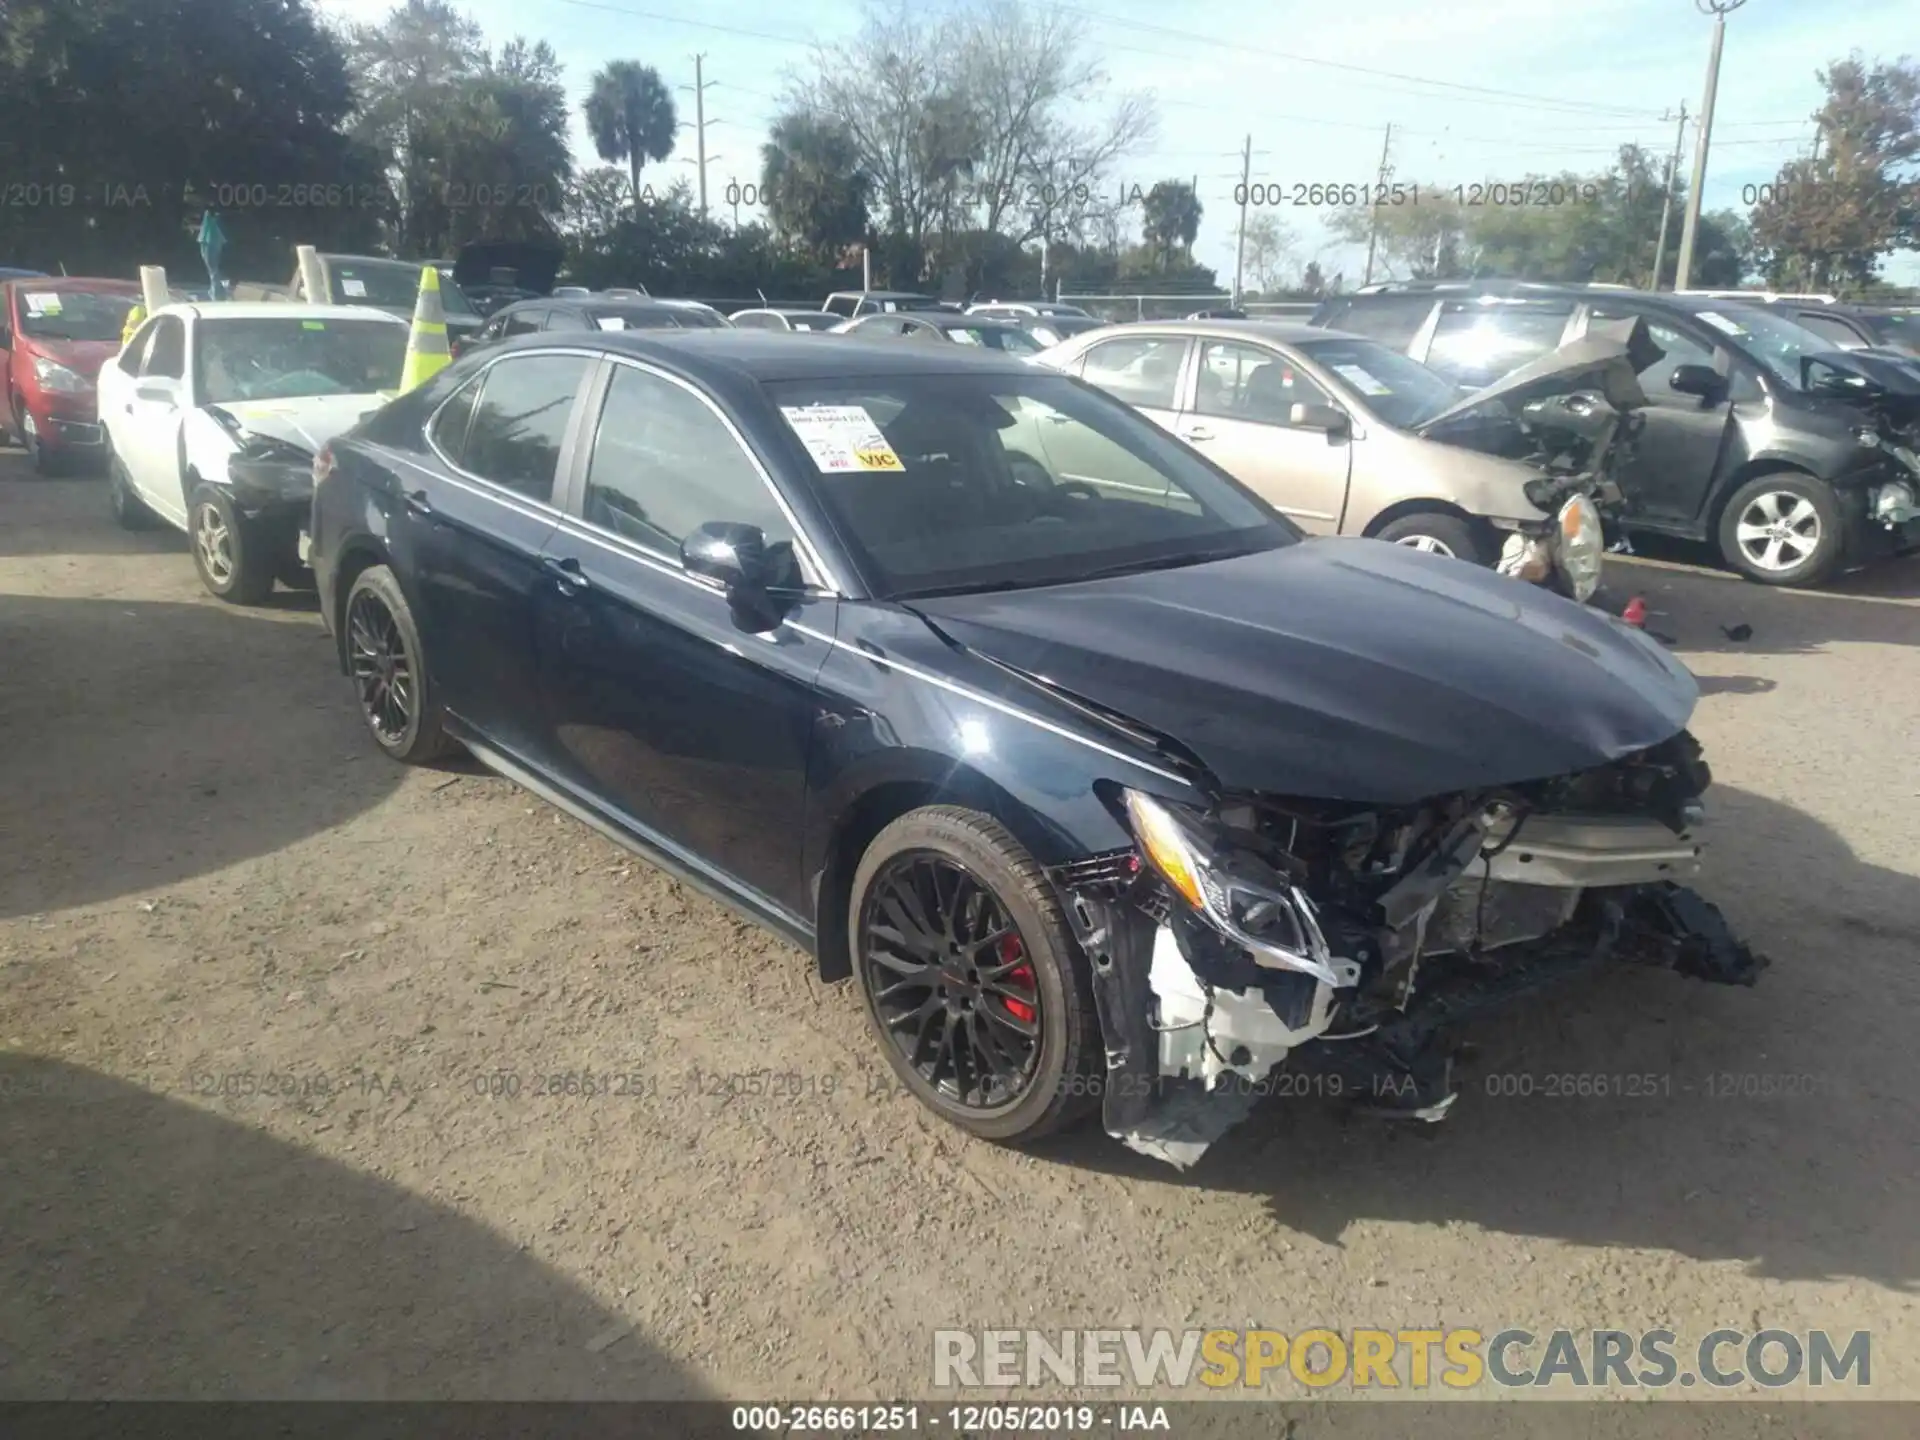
850 806 1101 1145
1374 510 1486 565
188 483 274 604
1717 472 1843 587
343 563 454 763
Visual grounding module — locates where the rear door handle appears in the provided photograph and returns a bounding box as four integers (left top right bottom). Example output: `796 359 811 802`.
1181 426 1214 442
542 555 590 593
404 488 433 516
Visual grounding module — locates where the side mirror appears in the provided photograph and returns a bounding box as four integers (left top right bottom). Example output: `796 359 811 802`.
1290 401 1349 434
1668 364 1725 402
681 521 784 630
135 379 179 406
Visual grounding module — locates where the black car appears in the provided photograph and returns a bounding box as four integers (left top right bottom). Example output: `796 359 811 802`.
464 296 721 352
837 311 1048 356
729 307 846 333
309 331 1761 1164
1314 282 1920 585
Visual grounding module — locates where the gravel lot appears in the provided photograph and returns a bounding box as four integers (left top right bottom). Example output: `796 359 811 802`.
2 449 1916 1417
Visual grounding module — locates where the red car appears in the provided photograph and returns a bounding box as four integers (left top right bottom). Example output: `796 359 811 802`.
0 277 143 473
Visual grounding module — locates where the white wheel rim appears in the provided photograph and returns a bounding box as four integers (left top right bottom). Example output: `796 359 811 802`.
1734 490 1820 573
194 504 234 584
1397 534 1456 557
21 412 36 437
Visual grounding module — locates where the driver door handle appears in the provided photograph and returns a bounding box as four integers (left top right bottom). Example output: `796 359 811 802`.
543 555 591 594
1181 425 1214 442
403 488 433 516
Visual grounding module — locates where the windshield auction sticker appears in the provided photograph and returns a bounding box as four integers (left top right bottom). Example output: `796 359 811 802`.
780 404 903 472
1331 363 1391 395
22 292 63 316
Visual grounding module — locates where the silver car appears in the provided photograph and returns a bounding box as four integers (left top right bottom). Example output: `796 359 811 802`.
1036 319 1646 600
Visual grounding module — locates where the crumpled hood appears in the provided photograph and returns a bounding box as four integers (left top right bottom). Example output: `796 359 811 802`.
1415 317 1659 434
206 394 389 453
908 538 1698 804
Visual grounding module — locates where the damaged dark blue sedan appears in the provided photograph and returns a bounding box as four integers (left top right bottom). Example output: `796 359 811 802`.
309 331 1764 1168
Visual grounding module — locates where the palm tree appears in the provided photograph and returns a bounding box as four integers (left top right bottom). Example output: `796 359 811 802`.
761 111 870 261
582 61 676 207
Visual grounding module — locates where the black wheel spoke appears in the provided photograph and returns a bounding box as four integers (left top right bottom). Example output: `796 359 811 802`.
859 850 1042 1113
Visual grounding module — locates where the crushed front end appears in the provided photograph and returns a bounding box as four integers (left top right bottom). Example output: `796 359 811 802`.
1052 732 1765 1169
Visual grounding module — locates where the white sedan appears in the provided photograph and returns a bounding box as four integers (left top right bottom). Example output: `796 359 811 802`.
99 302 409 603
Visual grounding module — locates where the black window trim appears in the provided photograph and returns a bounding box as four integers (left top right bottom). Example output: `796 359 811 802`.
554 352 844 596
421 346 602 515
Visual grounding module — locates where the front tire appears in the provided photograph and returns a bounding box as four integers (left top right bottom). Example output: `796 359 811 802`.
188 483 274 604
108 453 157 530
850 806 1102 1145
343 563 454 763
1374 510 1487 565
1717 472 1843 587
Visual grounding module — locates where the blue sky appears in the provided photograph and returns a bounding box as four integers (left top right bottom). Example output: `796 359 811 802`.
319 0 1920 287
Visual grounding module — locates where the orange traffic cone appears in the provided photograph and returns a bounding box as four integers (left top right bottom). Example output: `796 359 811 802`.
398 266 451 393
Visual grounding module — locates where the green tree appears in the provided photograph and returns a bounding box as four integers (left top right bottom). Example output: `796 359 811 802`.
1233 212 1296 294
583 60 678 210
760 111 871 263
1140 181 1201 267
1750 55 1920 292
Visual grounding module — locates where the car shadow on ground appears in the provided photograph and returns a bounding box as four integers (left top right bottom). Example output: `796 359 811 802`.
0 593 400 919
1033 782 1920 1291
0 1053 710 1399
0 471 180 560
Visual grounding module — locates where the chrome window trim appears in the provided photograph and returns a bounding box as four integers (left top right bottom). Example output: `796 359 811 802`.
581 352 846 596
421 346 605 517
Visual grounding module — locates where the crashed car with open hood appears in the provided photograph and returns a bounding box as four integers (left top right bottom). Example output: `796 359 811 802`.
311 332 1764 1170
97 302 408 603
1036 317 1661 605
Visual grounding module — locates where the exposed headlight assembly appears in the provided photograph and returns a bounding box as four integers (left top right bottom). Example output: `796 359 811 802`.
1871 479 1919 525
1120 789 1360 989
1553 493 1605 602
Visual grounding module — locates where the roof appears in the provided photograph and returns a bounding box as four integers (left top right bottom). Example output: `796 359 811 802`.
475 328 1045 384
2 275 140 291
826 289 934 300
148 302 410 324
1084 317 1333 344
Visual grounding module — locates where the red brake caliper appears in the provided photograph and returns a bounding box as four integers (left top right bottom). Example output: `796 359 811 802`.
997 935 1036 1023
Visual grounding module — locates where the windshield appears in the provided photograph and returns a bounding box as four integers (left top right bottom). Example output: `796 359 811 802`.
1685 303 1851 389
942 325 1044 354
328 260 477 319
1293 336 1464 428
1864 312 1920 356
763 371 1297 599
14 288 140 341
194 317 407 404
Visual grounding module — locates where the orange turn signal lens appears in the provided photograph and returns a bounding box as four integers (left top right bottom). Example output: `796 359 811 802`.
1122 790 1207 911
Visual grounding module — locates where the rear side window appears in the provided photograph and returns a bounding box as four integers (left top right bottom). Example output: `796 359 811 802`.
732 311 779 330
1424 303 1572 386
503 309 544 337
118 317 162 375
1081 335 1188 409
1319 296 1436 351
428 375 483 462
543 310 591 332
459 353 592 503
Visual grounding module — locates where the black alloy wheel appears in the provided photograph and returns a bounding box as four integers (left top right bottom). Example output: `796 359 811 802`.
850 806 1102 1144
342 564 454 763
862 852 1043 1109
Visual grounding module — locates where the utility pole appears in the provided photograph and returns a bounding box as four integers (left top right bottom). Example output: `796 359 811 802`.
1362 122 1393 287
1650 102 1689 289
1231 134 1252 306
1675 0 1747 291
679 54 717 218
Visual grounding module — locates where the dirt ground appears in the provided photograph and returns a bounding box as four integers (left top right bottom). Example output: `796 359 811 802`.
2 449 1917 1418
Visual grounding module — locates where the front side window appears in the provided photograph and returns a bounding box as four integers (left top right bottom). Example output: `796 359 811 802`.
460 353 592 502
193 317 405 403
1793 312 1867 350
144 318 187 379
1592 307 1718 397
1195 341 1333 425
764 371 1294 599
1080 336 1188 409
583 364 796 562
